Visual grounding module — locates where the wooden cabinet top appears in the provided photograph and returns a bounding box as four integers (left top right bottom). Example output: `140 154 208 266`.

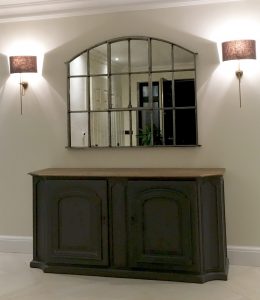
30 168 225 178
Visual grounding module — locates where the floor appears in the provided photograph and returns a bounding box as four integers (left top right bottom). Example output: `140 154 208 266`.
0 253 260 300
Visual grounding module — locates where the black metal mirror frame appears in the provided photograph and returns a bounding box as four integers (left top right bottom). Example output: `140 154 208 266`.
66 36 198 148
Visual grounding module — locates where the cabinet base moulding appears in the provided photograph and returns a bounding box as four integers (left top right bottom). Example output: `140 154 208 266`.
30 260 229 283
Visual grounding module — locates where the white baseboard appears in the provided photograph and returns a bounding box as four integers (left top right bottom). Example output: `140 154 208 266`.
0 236 32 254
0 236 259 266
227 246 260 267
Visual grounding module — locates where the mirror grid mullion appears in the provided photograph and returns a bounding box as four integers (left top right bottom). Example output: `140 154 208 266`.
148 38 154 146
172 45 176 145
107 42 112 147
128 39 133 146
67 63 72 147
87 50 91 147
193 53 198 145
160 77 165 145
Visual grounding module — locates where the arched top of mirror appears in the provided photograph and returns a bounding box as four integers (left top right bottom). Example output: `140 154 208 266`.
68 36 197 76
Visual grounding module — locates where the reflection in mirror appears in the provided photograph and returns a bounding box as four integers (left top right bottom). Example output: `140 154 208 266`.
175 78 195 107
137 80 162 146
176 109 196 145
137 111 161 146
70 78 88 111
90 112 109 147
89 44 107 75
70 52 88 76
111 41 128 73
70 113 89 147
89 76 108 110
67 37 197 148
131 40 149 72
131 73 149 108
148 71 196 145
151 73 173 145
152 40 172 71
111 75 129 108
111 111 130 147
174 46 195 70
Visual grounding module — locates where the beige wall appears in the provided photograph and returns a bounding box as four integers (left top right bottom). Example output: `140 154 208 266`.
0 0 260 247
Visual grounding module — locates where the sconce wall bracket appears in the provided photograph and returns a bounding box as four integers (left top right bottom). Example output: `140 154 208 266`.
20 81 28 97
235 70 243 80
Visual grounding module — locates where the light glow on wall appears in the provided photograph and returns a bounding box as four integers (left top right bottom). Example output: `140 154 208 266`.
210 18 259 42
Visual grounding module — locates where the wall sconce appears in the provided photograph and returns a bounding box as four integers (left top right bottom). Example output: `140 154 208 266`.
9 56 37 114
222 40 256 107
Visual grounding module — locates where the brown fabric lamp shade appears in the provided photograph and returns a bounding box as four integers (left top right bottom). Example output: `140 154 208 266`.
222 40 256 61
9 56 37 73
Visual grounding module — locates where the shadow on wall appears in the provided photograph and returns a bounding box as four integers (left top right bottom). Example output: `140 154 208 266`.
41 19 119 102
0 54 10 83
42 50 67 103
0 54 11 106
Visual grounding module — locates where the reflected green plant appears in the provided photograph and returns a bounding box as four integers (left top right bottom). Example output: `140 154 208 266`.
138 125 162 146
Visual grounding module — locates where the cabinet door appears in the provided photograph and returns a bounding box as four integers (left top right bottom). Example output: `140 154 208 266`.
36 179 109 266
127 180 197 271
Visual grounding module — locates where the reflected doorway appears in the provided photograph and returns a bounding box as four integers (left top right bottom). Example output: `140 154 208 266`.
138 79 196 146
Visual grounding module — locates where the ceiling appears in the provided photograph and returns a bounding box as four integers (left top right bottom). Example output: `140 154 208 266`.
0 0 241 22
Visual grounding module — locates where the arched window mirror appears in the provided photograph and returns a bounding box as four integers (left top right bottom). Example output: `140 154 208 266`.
67 36 198 148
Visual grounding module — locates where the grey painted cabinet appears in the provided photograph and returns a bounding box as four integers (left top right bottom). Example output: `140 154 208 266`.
30 168 228 283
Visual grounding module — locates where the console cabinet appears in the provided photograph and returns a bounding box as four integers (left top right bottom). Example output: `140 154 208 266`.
30 168 228 283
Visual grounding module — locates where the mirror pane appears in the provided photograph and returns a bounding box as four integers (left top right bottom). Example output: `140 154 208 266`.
111 111 131 147
90 112 109 147
70 113 88 147
175 70 195 80
111 75 129 108
152 40 172 71
131 73 149 108
137 108 164 146
89 76 108 110
89 44 107 75
175 78 195 107
151 72 173 108
131 40 149 72
69 53 88 76
150 73 174 145
176 109 196 145
111 41 128 73
70 78 88 111
162 108 174 145
137 111 162 146
174 46 195 70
